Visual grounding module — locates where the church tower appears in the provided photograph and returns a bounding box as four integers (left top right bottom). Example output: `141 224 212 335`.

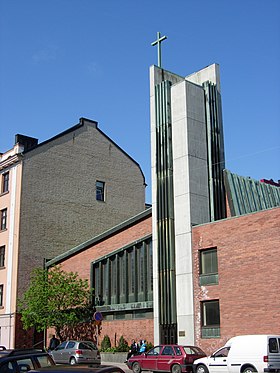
150 49 226 344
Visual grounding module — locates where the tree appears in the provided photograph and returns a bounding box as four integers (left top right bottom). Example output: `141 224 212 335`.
19 265 93 341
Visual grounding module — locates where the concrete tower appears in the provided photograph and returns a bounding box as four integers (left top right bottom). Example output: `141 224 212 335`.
150 63 226 345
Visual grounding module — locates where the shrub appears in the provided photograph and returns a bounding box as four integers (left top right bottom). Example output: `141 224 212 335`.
116 335 129 352
101 335 111 351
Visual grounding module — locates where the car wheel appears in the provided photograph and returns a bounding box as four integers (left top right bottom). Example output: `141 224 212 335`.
171 363 182 373
70 357 77 365
196 364 209 373
242 366 257 373
132 362 142 373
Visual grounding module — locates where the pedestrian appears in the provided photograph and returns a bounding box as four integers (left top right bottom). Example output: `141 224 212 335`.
139 340 147 353
125 339 138 363
48 335 60 351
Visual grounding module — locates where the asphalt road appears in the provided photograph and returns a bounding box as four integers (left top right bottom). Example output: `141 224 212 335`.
101 362 131 373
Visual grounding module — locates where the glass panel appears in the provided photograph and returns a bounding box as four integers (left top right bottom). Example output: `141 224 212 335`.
102 260 109 304
2 173 9 193
201 326 220 338
214 347 230 357
1 209 7 230
269 338 279 353
0 285 3 306
174 346 182 355
37 355 53 367
0 246 5 267
96 181 105 201
162 346 174 355
147 346 161 356
199 273 219 286
201 249 218 275
57 341 67 350
202 300 220 326
139 245 145 293
17 358 34 371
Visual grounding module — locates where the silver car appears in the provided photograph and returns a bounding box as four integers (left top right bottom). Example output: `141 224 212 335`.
51 340 101 365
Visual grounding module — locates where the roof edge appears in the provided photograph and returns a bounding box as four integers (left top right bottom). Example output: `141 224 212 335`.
46 207 152 267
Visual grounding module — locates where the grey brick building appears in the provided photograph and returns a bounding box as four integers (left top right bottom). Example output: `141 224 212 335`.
0 117 146 348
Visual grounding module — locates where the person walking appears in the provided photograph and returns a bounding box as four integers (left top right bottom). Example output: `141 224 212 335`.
48 335 60 351
125 339 138 362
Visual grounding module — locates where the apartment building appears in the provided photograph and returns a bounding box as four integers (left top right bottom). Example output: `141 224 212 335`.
0 117 146 348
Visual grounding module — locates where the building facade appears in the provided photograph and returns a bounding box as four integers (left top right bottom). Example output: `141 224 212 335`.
46 208 154 346
150 63 226 345
43 63 280 354
0 142 25 348
45 198 280 355
192 206 280 354
0 117 146 348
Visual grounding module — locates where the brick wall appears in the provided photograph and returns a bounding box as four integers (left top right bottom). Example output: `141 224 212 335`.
59 214 152 279
192 207 280 355
100 318 154 349
55 213 153 347
17 122 145 299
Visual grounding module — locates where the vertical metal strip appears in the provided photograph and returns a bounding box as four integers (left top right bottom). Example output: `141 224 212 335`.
155 80 177 340
203 81 226 221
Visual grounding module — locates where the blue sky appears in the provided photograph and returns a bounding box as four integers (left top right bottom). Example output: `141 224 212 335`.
1 0 279 203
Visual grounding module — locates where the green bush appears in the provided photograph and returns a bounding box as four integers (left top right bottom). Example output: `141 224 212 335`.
116 335 129 352
146 341 154 351
100 335 111 351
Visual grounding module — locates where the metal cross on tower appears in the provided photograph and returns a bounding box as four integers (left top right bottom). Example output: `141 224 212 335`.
151 32 167 68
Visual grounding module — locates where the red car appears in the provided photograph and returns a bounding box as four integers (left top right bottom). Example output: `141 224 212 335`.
127 344 206 373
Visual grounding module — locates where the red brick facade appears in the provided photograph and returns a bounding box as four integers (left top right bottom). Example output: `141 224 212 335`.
97 319 153 349
192 207 280 354
55 212 154 347
48 206 279 353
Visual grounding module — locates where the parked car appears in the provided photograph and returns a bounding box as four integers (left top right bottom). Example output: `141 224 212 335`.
50 340 101 365
29 365 125 373
127 344 206 373
0 347 55 372
193 334 280 373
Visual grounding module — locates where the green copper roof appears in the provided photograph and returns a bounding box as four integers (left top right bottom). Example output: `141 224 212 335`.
223 169 280 216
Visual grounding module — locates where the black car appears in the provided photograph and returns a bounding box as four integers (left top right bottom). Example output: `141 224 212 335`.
0 347 55 372
29 365 126 373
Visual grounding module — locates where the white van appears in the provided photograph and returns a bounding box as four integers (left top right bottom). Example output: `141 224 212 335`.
193 335 280 373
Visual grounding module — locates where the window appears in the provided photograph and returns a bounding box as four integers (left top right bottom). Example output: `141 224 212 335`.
162 346 174 355
269 338 280 353
15 358 34 371
96 181 105 201
92 236 152 306
199 248 218 285
201 300 220 338
0 246 5 267
147 346 161 356
0 209 7 230
212 347 230 357
0 285 3 307
56 341 67 350
36 355 54 367
2 172 9 193
174 346 182 355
